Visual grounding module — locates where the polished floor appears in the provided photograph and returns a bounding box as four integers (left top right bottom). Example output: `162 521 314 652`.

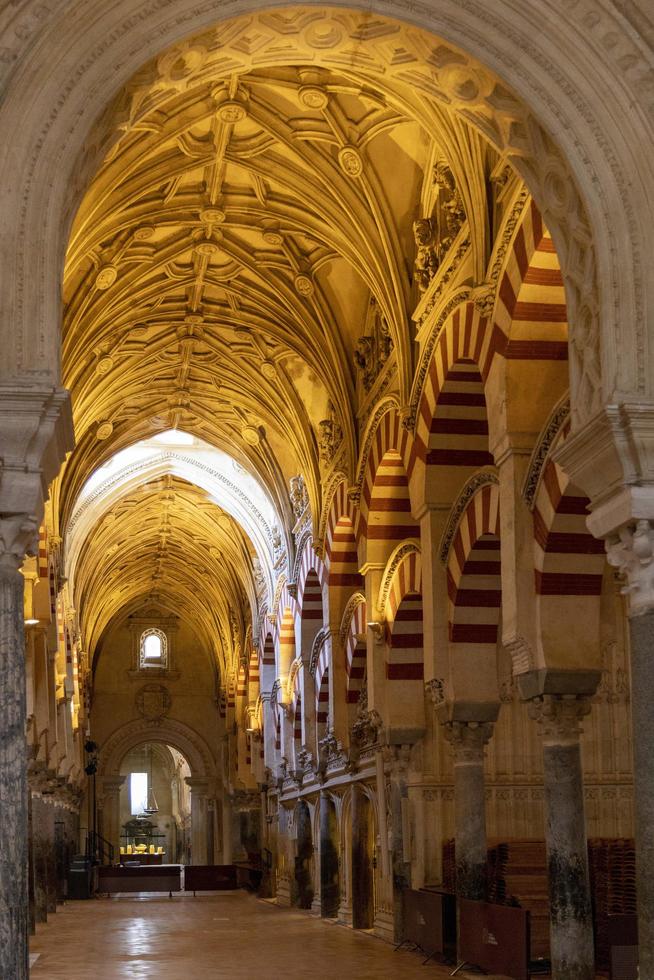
30 891 459 979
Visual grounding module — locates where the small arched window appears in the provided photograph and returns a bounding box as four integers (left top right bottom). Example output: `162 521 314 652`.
139 628 168 669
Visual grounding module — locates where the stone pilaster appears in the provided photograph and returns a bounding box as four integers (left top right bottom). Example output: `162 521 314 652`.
442 720 493 902
529 695 594 980
186 777 209 865
605 519 654 977
383 744 412 942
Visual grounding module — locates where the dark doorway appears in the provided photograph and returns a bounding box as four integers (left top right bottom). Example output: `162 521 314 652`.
294 801 314 909
320 795 340 917
352 789 375 929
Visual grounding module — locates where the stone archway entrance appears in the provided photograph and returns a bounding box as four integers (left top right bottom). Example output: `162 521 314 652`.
95 720 219 867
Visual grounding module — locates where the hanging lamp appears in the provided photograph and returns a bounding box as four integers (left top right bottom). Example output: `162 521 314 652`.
143 743 159 815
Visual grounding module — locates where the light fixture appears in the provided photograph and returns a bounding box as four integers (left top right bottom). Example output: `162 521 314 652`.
142 744 159 816
24 618 40 626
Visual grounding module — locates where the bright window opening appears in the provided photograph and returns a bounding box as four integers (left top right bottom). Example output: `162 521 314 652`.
143 634 162 660
130 772 148 815
139 628 168 669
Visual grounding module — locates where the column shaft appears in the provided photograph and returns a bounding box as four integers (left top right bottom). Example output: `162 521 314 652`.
530 696 594 980
0 564 29 980
629 611 654 976
444 721 492 902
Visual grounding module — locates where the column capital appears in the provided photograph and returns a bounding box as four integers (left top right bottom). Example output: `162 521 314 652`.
528 694 591 744
442 720 493 764
185 776 209 795
101 775 126 797
606 519 654 616
0 384 73 570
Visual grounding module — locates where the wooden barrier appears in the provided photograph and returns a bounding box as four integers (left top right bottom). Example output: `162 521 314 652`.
183 865 238 894
97 864 181 897
457 898 530 980
398 888 456 963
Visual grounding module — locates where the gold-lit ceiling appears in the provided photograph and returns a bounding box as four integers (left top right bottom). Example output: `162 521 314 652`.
58 9 499 670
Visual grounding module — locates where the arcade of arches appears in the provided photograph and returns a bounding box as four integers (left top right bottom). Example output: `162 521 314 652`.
0 3 653 979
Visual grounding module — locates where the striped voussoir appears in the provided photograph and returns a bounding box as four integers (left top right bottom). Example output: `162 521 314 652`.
248 648 260 702
296 534 326 607
494 199 568 360
413 201 566 474
300 568 325 651
533 459 605 596
386 549 423 681
278 607 296 678
38 525 48 577
314 637 331 727
447 482 501 646
358 408 412 542
345 596 367 705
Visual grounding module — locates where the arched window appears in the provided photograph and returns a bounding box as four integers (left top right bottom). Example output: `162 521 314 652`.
139 628 168 669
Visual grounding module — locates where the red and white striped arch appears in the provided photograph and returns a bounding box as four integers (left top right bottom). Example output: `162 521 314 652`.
296 534 326 605
357 407 416 565
343 594 367 709
414 303 493 470
297 538 327 658
533 459 605 599
384 547 424 682
324 479 362 628
247 647 260 704
447 482 501 648
494 199 568 360
313 632 331 733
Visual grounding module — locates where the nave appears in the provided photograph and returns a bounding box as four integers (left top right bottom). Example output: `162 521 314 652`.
0 3 653 980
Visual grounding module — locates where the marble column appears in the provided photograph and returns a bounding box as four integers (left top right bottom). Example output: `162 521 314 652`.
529 695 594 980
186 778 209 865
0 558 29 980
629 610 654 975
605 520 654 975
383 744 412 942
443 721 493 901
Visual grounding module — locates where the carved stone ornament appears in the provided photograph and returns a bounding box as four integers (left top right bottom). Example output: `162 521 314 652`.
350 688 383 750
425 677 446 708
318 400 343 464
442 720 493 764
289 475 309 521
527 694 591 745
135 683 171 724
354 299 394 394
606 520 654 617
413 217 440 293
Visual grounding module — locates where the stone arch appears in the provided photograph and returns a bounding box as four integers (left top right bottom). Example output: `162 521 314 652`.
413 310 495 509
533 456 606 668
341 594 367 723
97 717 217 783
357 407 415 565
324 479 362 629
445 479 501 709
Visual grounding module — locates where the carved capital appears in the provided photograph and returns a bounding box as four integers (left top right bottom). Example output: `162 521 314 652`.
606 519 654 616
527 694 591 744
0 384 73 569
442 720 493 764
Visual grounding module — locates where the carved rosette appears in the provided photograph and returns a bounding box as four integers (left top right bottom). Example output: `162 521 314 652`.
528 695 591 745
442 721 493 765
606 520 654 617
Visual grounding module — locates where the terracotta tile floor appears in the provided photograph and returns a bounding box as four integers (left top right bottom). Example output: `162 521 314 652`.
30 891 457 979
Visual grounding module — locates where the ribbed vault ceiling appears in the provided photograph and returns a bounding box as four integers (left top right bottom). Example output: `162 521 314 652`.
57 8 501 673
